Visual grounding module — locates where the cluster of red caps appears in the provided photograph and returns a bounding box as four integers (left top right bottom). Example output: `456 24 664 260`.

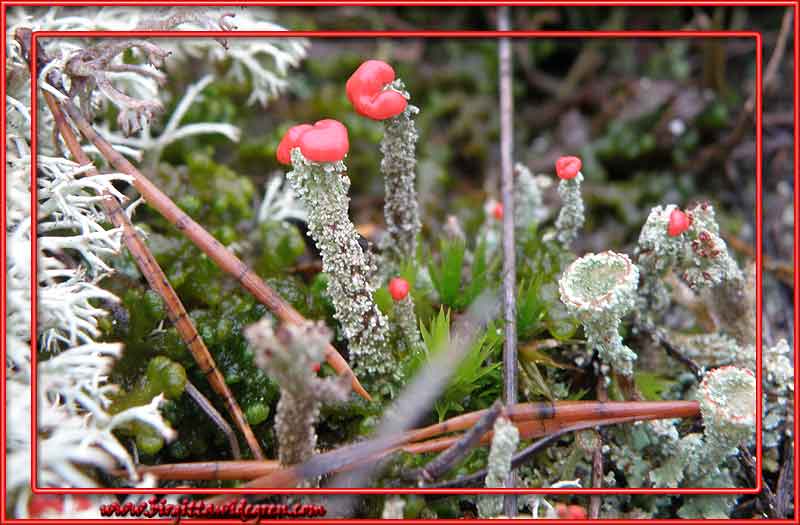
276 60 408 165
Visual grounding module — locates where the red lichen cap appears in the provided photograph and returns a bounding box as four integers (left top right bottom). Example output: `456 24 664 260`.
556 504 588 520
388 277 410 301
277 120 350 164
298 119 350 163
555 155 582 180
492 202 504 220
276 123 313 165
346 59 408 120
667 208 691 237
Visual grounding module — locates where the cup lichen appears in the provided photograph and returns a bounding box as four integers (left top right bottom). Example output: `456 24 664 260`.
559 250 639 376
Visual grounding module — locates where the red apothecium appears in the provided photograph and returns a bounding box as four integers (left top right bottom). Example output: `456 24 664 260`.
346 60 408 120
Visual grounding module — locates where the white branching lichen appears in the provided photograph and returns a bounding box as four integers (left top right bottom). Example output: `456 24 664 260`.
477 416 520 518
245 318 349 469
380 97 422 270
286 149 395 385
6 79 174 516
257 173 307 224
559 251 640 376
554 171 584 248
6 5 306 516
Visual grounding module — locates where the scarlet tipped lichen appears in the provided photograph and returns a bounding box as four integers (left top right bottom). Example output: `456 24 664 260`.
492 202 504 220
554 156 585 248
276 120 349 165
346 59 408 120
555 155 582 180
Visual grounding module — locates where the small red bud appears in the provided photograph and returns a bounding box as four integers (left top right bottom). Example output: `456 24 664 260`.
667 208 691 237
388 277 410 301
555 156 582 180
492 202 504 220
311 362 321 373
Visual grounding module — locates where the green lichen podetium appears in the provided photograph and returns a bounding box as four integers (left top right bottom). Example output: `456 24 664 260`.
477 416 520 518
245 318 349 471
559 251 639 376
286 149 395 388
555 171 585 248
393 295 425 356
380 97 422 273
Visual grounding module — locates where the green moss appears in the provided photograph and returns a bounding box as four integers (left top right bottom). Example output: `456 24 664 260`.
254 221 307 276
146 356 187 400
245 403 270 425
135 424 165 456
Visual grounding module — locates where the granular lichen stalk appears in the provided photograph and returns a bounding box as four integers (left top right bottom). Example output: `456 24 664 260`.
380 100 422 271
559 251 639 376
513 162 545 231
478 415 520 517
286 148 395 385
554 156 585 248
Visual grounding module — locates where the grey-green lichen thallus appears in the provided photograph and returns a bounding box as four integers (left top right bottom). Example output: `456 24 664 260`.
559 251 639 376
554 156 585 248
285 146 396 389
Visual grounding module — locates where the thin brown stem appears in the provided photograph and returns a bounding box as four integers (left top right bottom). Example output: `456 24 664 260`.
123 460 279 481
498 4 518 515
409 400 503 484
229 400 699 489
44 91 266 460
58 99 370 401
184 381 241 459
588 373 608 519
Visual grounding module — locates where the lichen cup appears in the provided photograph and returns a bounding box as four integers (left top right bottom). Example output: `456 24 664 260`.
559 251 640 376
698 366 757 462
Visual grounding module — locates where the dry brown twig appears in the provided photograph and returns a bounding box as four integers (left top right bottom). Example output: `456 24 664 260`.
588 367 608 519
192 399 700 490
